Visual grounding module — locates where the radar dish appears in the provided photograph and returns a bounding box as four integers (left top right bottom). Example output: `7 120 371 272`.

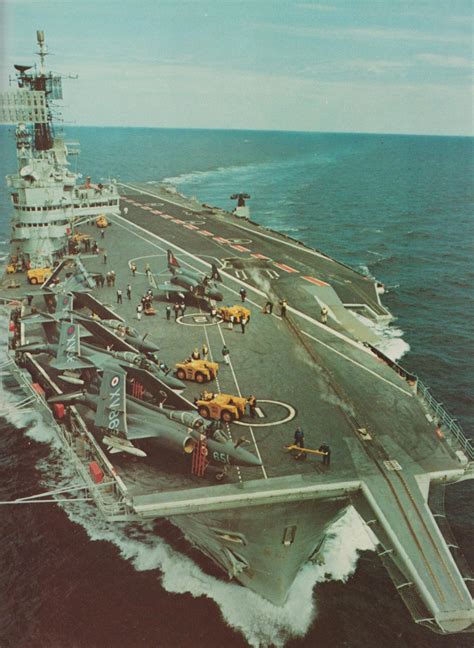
20 165 33 177
14 65 32 73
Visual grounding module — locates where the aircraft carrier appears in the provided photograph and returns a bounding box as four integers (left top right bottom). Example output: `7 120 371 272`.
1 32 473 635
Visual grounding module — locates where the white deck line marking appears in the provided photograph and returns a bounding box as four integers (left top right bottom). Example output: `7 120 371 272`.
255 407 264 418
300 330 413 397
214 323 268 479
200 311 242 483
111 213 373 355
110 216 267 477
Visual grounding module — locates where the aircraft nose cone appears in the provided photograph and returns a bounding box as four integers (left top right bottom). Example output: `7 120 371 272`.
160 373 185 390
232 446 262 467
16 343 42 352
139 340 160 353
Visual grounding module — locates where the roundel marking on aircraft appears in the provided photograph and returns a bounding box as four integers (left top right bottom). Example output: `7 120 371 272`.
110 376 120 387
67 325 75 335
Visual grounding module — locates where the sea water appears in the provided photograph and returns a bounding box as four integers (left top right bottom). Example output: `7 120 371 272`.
0 127 472 647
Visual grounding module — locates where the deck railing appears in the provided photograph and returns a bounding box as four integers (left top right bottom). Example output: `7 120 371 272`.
416 380 474 460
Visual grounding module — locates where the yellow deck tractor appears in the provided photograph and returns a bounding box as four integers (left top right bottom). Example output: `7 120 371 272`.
96 214 109 228
27 267 52 285
175 359 219 383
218 305 251 323
195 391 247 422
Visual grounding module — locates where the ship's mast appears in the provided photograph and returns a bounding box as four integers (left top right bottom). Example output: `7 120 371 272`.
33 29 53 151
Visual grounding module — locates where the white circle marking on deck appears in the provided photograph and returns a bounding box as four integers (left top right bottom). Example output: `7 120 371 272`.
234 400 296 427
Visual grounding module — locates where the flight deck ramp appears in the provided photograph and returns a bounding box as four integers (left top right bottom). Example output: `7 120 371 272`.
352 472 473 634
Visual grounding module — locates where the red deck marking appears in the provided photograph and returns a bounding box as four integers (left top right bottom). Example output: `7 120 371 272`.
151 210 162 215
251 253 270 260
273 262 298 273
172 218 185 224
214 236 230 244
302 275 330 287
198 230 214 236
229 244 251 252
160 213 173 219
183 224 199 230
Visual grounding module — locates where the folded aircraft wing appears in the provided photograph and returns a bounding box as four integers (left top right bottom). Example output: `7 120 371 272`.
157 284 189 294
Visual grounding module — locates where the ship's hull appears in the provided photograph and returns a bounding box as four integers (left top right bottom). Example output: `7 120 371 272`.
170 498 348 605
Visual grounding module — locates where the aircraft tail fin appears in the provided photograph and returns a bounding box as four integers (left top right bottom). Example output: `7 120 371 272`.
94 365 128 437
211 264 223 282
50 317 93 370
167 249 181 269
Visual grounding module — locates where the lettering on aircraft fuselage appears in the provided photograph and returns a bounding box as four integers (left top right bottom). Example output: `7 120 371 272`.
108 375 121 431
66 325 76 363
213 450 230 465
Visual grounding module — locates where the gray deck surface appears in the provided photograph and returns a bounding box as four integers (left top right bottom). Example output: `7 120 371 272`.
2 183 472 628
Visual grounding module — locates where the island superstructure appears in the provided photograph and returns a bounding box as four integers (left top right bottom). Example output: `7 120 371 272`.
1 32 473 635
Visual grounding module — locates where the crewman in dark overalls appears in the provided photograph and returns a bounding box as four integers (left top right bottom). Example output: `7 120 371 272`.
294 426 306 458
319 443 331 466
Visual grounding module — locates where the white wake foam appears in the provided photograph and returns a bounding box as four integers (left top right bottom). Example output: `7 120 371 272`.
35 429 377 648
0 319 377 647
353 312 410 363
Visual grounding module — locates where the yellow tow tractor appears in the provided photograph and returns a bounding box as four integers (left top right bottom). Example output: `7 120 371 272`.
96 214 109 228
195 391 247 423
175 359 219 384
27 267 52 285
218 305 251 323
71 231 91 243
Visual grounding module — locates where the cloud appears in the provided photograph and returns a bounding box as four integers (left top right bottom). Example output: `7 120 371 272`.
416 53 473 70
296 2 338 10
265 24 468 44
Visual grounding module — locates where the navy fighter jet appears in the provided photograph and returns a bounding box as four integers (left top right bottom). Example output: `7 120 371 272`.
17 317 185 392
157 250 224 302
48 366 261 468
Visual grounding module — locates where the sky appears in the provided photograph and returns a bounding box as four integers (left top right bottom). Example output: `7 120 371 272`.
1 0 473 135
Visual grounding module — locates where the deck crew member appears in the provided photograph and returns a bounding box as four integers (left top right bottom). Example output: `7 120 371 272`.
210 305 218 322
240 287 247 302
166 305 171 320
279 299 288 317
126 284 132 300
191 348 201 360
202 343 209 360
319 443 331 466
180 301 186 317
320 305 329 324
174 302 180 320
241 316 248 334
247 395 257 418
222 344 230 365
103 249 107 264
136 303 143 321
293 426 306 458
264 300 273 314
116 289 123 304
130 262 137 277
